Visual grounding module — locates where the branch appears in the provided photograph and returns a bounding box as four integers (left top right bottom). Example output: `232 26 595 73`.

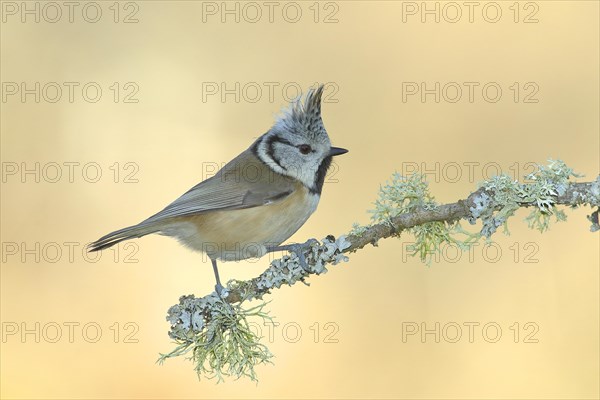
195 179 600 305
346 180 600 252
160 160 599 381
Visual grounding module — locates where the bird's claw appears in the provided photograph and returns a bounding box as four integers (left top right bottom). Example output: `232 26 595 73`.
288 239 318 272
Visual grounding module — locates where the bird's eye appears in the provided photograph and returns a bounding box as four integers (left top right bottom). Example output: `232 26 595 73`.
298 144 312 155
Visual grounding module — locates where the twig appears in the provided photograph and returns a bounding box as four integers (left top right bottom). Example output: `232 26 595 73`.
179 179 599 305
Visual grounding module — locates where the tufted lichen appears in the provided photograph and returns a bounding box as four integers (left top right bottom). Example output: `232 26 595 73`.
368 173 475 264
472 159 583 234
349 222 368 237
159 235 351 381
255 235 351 291
159 294 274 382
365 160 594 264
370 172 436 221
471 174 522 237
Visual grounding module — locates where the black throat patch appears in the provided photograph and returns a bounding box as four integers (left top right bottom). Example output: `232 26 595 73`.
311 156 333 195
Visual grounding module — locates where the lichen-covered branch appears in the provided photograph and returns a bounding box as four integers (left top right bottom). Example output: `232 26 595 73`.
347 179 600 253
160 160 599 381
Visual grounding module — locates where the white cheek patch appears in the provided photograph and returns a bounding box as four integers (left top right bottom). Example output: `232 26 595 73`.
256 140 287 176
256 136 318 190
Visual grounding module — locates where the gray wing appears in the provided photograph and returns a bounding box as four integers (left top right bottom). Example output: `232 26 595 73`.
142 148 294 223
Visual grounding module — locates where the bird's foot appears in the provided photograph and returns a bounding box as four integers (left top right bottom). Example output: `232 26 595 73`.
272 239 318 272
215 283 225 297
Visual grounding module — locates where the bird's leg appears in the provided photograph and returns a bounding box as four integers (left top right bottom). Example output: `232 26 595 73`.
211 258 225 296
267 239 318 271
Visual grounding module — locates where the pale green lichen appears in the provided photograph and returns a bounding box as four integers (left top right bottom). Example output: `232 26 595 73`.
571 176 600 232
369 160 593 265
471 159 583 234
256 235 351 291
160 235 351 381
370 173 436 222
471 175 522 236
159 295 273 382
407 221 473 265
369 173 475 265
588 208 600 232
521 159 582 232
349 222 368 237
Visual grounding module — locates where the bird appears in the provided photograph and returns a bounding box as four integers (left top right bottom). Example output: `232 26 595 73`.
88 84 348 294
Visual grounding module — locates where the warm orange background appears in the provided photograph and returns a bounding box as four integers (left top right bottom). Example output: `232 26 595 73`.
1 1 598 399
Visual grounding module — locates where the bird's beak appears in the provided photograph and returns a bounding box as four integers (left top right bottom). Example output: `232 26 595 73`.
328 147 349 157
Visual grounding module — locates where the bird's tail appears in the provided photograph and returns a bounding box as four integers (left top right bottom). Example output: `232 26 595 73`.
87 222 162 252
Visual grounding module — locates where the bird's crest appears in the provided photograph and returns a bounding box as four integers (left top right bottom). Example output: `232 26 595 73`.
274 85 326 140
